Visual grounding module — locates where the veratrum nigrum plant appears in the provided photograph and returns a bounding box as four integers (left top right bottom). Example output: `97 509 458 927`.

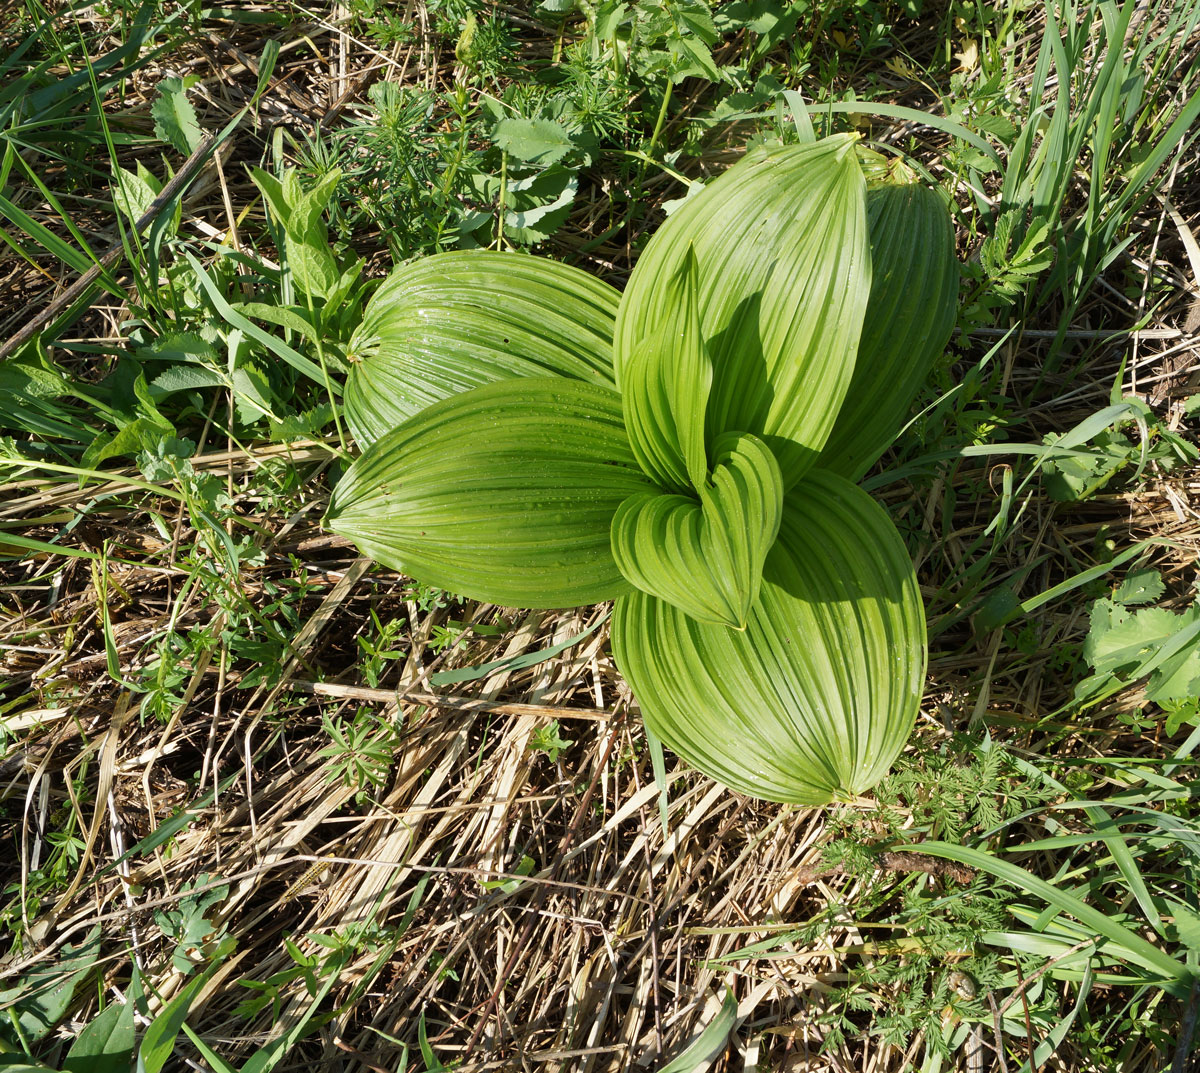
326 134 959 805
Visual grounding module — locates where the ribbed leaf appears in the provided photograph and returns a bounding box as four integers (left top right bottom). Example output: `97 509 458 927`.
611 432 782 628
326 379 657 608
615 136 871 488
611 470 925 804
817 182 959 481
620 245 713 490
346 250 620 447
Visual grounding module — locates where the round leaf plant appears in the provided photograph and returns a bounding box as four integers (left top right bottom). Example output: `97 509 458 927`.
326 133 959 806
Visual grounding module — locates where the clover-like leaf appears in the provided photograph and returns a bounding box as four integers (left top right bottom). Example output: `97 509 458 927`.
611 469 925 804
615 136 870 488
346 251 619 447
611 432 782 628
326 378 656 608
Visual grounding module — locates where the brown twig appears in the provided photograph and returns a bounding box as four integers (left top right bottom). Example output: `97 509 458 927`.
0 130 220 361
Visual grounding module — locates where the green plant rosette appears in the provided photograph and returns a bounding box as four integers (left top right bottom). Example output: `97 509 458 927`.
326 133 959 804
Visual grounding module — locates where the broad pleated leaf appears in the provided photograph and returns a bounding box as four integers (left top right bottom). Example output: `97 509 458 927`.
611 470 925 804
610 432 782 628
327 379 656 608
817 182 959 481
615 136 871 488
346 250 620 447
621 245 713 491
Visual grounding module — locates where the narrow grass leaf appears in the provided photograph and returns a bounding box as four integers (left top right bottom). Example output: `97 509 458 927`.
178 1024 237 1073
181 250 333 391
429 613 609 685
137 943 232 1073
910 841 1190 988
658 987 738 1073
798 101 1003 169
239 952 347 1073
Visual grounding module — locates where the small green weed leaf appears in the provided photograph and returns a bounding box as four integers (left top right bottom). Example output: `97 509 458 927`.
429 614 607 686
817 181 959 480
1168 900 1200 953
154 874 230 976
327 379 656 608
0 349 68 401
282 170 304 218
593 2 628 39
235 302 321 344
346 251 618 447
1082 599 1200 704
492 117 575 165
82 369 175 465
621 245 712 490
616 136 870 488
1164 697 1200 736
287 239 340 300
289 168 341 239
250 167 342 297
480 854 537 892
530 723 573 762
667 33 720 82
502 168 578 245
151 76 202 154
1041 428 1135 500
1113 568 1164 606
611 432 782 628
149 365 226 398
612 470 925 803
271 403 335 442
63 972 138 1073
135 332 217 366
1145 631 1200 704
111 164 170 237
0 927 100 1042
249 167 289 228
